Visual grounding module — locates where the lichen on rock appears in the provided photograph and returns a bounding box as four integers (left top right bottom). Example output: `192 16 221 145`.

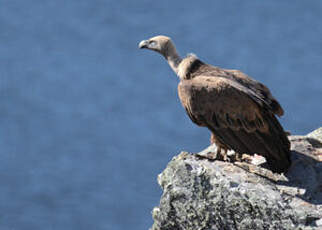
151 128 322 230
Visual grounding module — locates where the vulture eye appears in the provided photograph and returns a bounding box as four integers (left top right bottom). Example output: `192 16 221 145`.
149 40 157 47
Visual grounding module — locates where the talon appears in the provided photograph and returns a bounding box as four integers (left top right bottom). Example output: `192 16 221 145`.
235 152 243 161
222 148 228 161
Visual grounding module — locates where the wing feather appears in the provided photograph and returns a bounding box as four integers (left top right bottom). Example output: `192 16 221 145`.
223 69 284 116
178 76 290 172
190 63 284 116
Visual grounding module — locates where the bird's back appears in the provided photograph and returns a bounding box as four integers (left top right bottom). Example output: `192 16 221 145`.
185 60 284 117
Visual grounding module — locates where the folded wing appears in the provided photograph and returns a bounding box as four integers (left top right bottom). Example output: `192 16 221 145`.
178 76 290 173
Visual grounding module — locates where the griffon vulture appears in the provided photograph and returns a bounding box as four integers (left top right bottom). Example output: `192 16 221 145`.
139 35 291 173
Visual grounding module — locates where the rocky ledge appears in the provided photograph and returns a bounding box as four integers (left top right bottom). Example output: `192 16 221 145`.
151 128 322 230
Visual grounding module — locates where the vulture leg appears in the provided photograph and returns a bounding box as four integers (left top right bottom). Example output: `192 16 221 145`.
210 133 216 145
210 133 229 161
233 152 244 162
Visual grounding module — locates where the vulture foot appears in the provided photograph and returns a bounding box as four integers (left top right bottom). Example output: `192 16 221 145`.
195 146 230 162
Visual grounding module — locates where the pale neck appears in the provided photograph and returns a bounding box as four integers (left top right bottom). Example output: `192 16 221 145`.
165 52 182 75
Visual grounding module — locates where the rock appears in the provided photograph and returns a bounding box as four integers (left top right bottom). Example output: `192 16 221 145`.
151 128 322 230
307 127 322 142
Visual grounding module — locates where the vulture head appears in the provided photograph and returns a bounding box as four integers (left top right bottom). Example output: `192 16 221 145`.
139 35 183 75
139 35 177 59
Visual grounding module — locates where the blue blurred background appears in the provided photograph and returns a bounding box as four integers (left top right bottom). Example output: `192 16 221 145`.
0 0 321 229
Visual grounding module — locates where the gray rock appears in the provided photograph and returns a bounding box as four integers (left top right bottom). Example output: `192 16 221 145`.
151 128 322 230
307 127 322 142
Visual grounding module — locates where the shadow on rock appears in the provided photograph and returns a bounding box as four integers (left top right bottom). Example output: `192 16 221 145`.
277 150 322 205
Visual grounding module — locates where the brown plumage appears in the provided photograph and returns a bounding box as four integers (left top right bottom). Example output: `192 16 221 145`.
139 35 291 173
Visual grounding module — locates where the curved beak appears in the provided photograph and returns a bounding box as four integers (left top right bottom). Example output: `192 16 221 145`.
138 40 149 49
